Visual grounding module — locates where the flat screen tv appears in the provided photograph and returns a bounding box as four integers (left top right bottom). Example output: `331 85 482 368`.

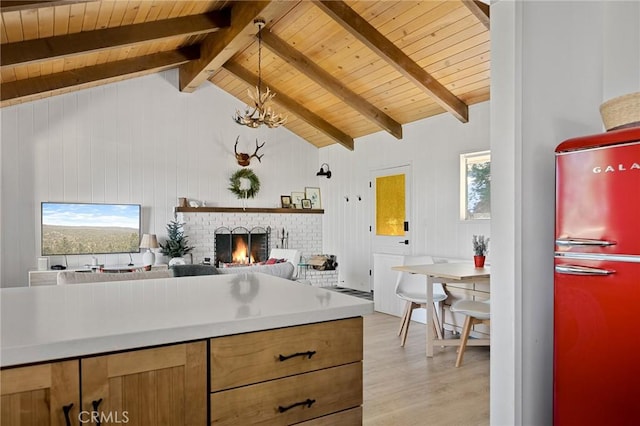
41 202 141 256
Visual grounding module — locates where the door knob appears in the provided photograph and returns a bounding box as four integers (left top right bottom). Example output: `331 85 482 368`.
398 240 409 245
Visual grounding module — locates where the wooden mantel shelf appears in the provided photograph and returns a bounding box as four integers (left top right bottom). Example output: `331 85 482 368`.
175 207 324 214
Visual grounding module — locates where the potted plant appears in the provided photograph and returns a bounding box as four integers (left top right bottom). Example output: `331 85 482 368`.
472 234 489 268
160 220 194 266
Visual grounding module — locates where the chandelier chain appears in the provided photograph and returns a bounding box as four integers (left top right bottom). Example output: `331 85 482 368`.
257 23 262 95
232 18 287 129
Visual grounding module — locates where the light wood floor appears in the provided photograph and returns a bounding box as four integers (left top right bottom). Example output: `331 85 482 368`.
362 312 489 425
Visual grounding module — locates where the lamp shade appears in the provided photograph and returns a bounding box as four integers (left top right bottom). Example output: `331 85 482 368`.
140 234 158 267
139 234 159 249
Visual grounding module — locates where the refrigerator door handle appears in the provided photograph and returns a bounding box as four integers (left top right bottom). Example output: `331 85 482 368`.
555 265 616 276
555 238 617 247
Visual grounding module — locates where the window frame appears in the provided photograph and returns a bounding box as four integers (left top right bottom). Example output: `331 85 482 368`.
460 150 491 221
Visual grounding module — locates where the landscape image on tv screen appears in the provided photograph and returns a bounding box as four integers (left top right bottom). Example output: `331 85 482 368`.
42 202 141 255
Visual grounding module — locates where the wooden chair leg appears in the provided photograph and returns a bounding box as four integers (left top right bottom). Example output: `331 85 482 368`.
431 302 444 340
400 302 416 347
456 316 476 367
398 302 411 336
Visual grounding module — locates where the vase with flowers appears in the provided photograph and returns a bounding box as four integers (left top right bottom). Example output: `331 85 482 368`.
472 234 489 268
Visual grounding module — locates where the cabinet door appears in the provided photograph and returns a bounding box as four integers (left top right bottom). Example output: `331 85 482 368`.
1 360 79 426
81 341 206 426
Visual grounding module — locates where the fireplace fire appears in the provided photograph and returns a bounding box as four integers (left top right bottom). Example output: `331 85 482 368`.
232 237 253 264
214 226 270 267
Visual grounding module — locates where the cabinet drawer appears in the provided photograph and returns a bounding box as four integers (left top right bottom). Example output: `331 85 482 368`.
210 362 362 425
210 317 362 391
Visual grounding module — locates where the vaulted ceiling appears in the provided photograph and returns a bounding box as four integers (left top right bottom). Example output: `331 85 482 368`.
0 0 490 150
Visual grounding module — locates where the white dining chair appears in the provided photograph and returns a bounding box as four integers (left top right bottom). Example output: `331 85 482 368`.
395 255 448 347
449 299 490 367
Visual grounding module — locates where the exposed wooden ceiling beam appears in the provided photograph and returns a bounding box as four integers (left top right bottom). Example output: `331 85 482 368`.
0 0 94 12
313 0 469 123
1 10 229 69
223 62 355 151
462 0 490 30
179 1 294 93
261 30 403 140
1 47 198 107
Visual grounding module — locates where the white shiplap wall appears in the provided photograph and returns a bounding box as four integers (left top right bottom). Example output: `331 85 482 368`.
0 70 319 287
1 70 490 289
320 102 491 292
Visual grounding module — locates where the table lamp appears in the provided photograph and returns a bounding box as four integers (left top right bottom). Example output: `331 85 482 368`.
139 234 159 266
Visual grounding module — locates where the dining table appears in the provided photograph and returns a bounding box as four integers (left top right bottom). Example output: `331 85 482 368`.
391 262 490 357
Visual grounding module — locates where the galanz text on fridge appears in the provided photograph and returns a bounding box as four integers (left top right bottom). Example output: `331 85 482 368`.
592 162 640 173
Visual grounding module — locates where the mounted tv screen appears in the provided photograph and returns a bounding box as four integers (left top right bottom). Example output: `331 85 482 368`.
41 202 141 256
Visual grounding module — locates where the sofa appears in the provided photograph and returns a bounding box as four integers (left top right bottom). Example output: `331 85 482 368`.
57 261 296 284
170 262 295 280
57 269 173 285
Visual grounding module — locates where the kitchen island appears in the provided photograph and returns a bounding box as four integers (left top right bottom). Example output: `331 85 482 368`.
1 273 373 425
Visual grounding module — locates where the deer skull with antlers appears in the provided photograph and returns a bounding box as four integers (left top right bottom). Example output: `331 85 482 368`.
234 136 265 167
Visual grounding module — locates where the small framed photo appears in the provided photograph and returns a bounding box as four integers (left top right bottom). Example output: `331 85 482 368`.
301 199 312 209
305 187 321 209
280 195 292 208
291 191 305 209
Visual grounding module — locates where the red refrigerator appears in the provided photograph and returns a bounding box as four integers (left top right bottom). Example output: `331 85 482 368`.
554 126 640 425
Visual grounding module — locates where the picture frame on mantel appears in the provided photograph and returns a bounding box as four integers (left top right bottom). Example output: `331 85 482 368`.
291 191 305 209
301 199 312 209
305 187 321 209
280 195 292 208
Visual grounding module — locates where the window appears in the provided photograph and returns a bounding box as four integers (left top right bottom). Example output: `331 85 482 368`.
376 174 405 236
460 151 491 220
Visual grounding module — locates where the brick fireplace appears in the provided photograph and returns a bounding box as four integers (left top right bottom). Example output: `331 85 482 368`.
176 209 322 266
175 208 337 288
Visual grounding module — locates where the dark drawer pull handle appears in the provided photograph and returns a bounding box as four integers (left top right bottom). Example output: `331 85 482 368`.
92 398 103 426
62 403 74 426
278 398 316 413
279 350 316 361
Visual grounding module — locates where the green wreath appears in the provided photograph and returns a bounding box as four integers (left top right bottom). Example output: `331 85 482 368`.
228 168 261 199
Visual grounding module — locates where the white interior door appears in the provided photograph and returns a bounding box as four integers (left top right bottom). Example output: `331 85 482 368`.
369 164 412 300
370 164 412 256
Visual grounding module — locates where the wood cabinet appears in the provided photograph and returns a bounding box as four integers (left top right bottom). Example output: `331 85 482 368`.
1 360 79 426
81 341 207 426
1 318 364 426
210 317 363 425
1 342 206 426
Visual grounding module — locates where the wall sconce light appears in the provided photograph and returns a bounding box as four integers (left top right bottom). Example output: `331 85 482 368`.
316 163 332 179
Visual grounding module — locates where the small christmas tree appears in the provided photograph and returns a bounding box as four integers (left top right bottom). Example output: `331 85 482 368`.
159 220 194 258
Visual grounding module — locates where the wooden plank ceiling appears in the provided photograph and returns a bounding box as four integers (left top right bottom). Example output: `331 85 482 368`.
0 0 490 150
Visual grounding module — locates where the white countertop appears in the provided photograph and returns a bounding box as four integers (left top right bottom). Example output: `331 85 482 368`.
0 273 373 367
